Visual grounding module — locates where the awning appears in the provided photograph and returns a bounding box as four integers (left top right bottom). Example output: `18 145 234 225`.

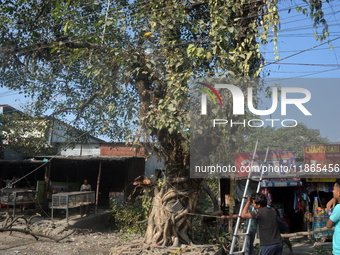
261 178 302 187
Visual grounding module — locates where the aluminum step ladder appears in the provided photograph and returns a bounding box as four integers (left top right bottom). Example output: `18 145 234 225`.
229 140 270 255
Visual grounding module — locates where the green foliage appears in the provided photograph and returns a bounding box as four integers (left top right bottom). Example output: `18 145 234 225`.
110 189 152 234
0 0 331 161
238 123 329 160
192 177 219 217
191 177 220 243
314 248 332 254
255 243 261 255
204 177 219 197
110 200 146 234
0 112 54 158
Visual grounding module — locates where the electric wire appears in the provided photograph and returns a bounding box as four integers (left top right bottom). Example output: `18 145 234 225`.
3 0 339 52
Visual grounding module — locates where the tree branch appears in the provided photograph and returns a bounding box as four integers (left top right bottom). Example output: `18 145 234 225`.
201 180 219 211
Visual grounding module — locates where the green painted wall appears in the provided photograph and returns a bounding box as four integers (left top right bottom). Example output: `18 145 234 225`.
36 181 80 204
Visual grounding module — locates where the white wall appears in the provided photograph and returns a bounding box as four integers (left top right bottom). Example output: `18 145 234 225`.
145 151 165 179
60 143 101 156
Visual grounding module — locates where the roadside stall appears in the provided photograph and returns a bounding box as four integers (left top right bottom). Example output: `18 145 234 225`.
220 144 340 240
0 188 37 217
302 144 340 239
51 191 95 223
261 179 305 233
305 178 335 239
230 150 308 234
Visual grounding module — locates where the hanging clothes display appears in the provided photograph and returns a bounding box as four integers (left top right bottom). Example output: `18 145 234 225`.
293 186 304 213
262 188 272 206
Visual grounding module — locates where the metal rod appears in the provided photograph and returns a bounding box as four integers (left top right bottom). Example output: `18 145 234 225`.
51 194 54 223
95 161 102 214
13 193 16 218
66 195 69 223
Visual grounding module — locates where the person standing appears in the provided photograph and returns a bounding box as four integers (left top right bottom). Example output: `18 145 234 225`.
80 179 91 191
243 204 258 255
222 209 257 255
326 178 340 255
80 179 92 215
241 193 283 255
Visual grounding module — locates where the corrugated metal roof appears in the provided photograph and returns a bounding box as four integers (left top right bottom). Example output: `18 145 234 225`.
0 159 45 164
33 155 144 161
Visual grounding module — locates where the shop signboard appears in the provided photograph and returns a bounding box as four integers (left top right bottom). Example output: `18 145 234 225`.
261 178 302 187
235 150 296 178
304 144 340 177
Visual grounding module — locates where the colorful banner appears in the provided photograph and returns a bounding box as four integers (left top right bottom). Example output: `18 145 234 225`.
236 150 296 178
304 145 340 169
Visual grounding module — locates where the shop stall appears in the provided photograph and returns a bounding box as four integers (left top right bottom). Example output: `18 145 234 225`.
306 179 335 239
261 179 306 233
220 144 340 239
0 189 37 217
302 144 340 239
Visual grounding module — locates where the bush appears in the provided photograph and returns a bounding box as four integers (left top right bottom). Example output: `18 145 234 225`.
110 189 152 234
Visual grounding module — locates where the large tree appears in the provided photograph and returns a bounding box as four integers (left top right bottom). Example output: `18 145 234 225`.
0 0 330 246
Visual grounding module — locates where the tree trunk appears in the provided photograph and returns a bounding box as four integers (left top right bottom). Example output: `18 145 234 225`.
144 165 200 246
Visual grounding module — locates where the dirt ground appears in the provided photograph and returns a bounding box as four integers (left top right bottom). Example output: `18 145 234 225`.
0 231 333 255
0 208 142 255
0 230 140 255
0 208 334 255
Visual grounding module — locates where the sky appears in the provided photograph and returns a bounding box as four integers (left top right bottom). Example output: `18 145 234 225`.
255 1 340 142
259 78 340 142
0 1 340 142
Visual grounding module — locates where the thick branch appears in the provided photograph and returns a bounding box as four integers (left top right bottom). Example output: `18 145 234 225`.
0 228 39 241
4 39 111 59
281 226 334 238
61 41 110 52
201 180 219 211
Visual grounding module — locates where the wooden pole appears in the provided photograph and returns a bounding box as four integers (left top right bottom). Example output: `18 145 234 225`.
229 135 236 232
44 161 51 209
281 226 334 238
34 165 38 188
95 161 102 214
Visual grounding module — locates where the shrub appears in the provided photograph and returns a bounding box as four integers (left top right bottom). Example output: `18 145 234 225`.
110 189 152 234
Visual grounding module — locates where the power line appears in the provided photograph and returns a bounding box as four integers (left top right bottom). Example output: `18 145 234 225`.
266 66 340 80
261 45 340 53
3 0 338 51
263 36 340 67
266 62 340 66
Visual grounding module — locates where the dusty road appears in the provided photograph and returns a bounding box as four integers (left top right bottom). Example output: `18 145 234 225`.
0 209 333 255
0 230 140 255
0 209 141 255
